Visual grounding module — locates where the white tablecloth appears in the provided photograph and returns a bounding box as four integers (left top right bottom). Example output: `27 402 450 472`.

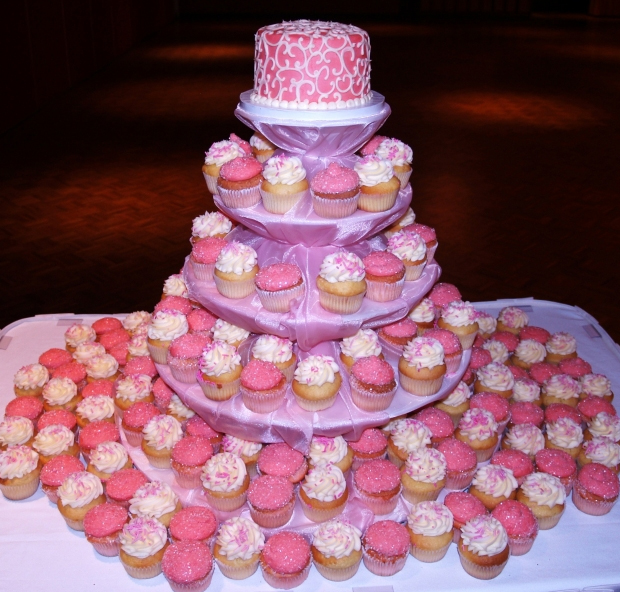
1 299 619 592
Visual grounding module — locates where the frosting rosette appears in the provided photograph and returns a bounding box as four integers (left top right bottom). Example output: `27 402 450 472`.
72 342 106 364
85 354 119 380
309 435 348 466
390 418 432 452
588 412 620 441
167 394 195 419
147 309 188 342
313 519 362 559
514 339 547 365
458 408 498 441
263 154 307 185
387 230 426 263
142 415 183 451
216 516 264 560
0 416 34 447
520 472 566 507
294 355 339 386
192 211 232 239
215 241 257 275
503 424 545 457
123 311 151 332
340 329 381 360
402 337 445 371
441 300 477 327
482 340 510 364
204 139 247 167
497 306 529 330
546 417 583 449
163 274 188 297
376 138 413 166
472 464 518 498
408 298 436 323
115 374 152 403
583 438 620 468
222 434 262 458
442 381 471 407
0 445 38 480
90 441 129 473
76 395 115 422
354 155 394 186
13 363 49 390
543 374 581 400
250 133 274 151
199 341 241 376
476 362 514 391
301 464 346 502
33 424 75 456
212 319 250 345
319 251 365 283
475 311 497 335
120 517 168 559
404 447 447 484
129 480 179 519
201 452 247 492
512 378 541 403
251 335 293 364
580 374 612 398
407 501 453 536
126 334 148 357
58 471 103 508
460 515 508 557
64 324 96 348
42 377 78 405
546 332 577 355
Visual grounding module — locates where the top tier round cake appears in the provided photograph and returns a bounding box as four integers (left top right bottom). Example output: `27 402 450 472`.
250 20 372 110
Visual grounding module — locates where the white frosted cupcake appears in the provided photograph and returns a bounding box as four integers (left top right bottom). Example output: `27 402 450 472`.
386 418 432 467
33 424 80 464
457 515 509 579
339 328 382 373
546 331 578 365
482 339 510 365
517 472 566 529
376 137 413 188
545 417 584 459
114 374 154 418
13 363 49 398
250 335 297 382
213 241 259 299
401 447 447 504
292 355 341 411
512 339 547 370
129 480 181 527
474 362 515 398
64 324 96 353
198 340 242 401
250 132 276 163
141 415 183 469
85 354 120 383
501 424 545 459
260 154 308 214
87 441 132 484
387 230 427 281
212 318 250 348
191 211 232 242
435 380 471 427
541 374 581 408
354 155 400 212
166 394 195 425
407 501 453 562
201 452 249 512
511 377 541 405
72 342 105 365
299 464 348 522
312 519 362 581
580 373 613 402
41 377 80 413
202 139 248 194
119 517 169 579
221 434 262 477
214 516 265 579
0 445 40 500
454 408 499 463
408 297 436 334
0 416 35 450
147 310 188 364
122 311 151 335
437 301 479 350
398 336 446 396
385 206 416 239
57 471 106 530
586 412 620 443
308 435 354 474
316 251 366 314
578 437 620 472
496 306 529 335
476 311 497 339
469 464 518 511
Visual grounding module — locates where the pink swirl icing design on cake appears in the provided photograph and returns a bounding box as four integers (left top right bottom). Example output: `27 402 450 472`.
252 20 371 109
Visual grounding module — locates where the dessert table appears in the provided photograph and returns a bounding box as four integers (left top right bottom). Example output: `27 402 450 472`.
1 298 619 592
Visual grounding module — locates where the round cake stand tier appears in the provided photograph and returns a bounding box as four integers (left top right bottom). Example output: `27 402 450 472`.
156 344 469 454
184 227 440 352
235 91 391 177
211 183 412 248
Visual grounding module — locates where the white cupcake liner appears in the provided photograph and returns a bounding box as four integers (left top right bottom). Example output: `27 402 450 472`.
198 375 240 401
120 557 163 579
214 558 259 580
144 451 172 469
402 484 443 505
362 550 407 576
203 172 219 195
214 274 256 299
458 549 508 580
62 515 86 531
241 383 287 414
350 375 396 412
89 537 121 557
398 372 444 396
445 467 477 490
165 564 214 592
410 541 451 563
256 280 305 313
259 187 307 214
572 484 616 515
427 243 438 265
508 533 537 556
394 168 412 188
147 341 169 365
299 495 346 523
168 357 200 384
293 392 337 412
218 185 261 209
123 428 144 447
248 499 295 528
254 152 273 164
261 561 311 590
365 277 405 302
533 506 565 530
404 261 426 281
314 559 361 581
473 445 496 463
311 191 360 218
456 330 478 350
318 289 365 315
191 259 216 282
0 475 40 501
203 488 247 511
172 466 203 489
279 362 296 383
445 353 463 374
358 189 398 212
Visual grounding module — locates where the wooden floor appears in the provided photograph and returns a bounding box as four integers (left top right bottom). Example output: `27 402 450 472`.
2 16 620 343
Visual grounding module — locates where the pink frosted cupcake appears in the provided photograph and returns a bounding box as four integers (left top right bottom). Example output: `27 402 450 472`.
349 428 388 470
362 520 410 576
240 359 286 414
572 462 619 516
362 251 406 302
520 325 551 344
444 491 487 544
310 162 360 218
360 134 388 156
545 402 582 426
39 454 85 503
353 458 401 515
349 355 397 412
437 438 477 490
406 501 454 563
254 263 305 313
121 401 160 447
171 436 214 489
559 357 592 380
545 331 578 365
216 155 263 208
39 348 73 371
162 541 214 592
4 396 44 429
257 442 308 483
398 336 446 396
530 361 562 385
99 328 130 353
386 229 427 280
470 392 510 431
214 241 259 300
169 506 218 546
535 448 577 494
106 468 149 507
201 452 249 511
190 237 227 282
469 347 493 373
250 335 297 383
84 502 129 557
82 379 115 399
578 395 616 423
248 474 295 528
187 308 218 337
38 409 77 433
509 401 544 429
186 416 222 452
415 407 455 447
457 515 509 579
167 333 211 383
404 223 438 264
79 420 120 461
202 138 249 193
119 517 169 579
92 317 123 338
424 328 463 374
260 531 312 589
428 283 461 310
492 449 535 486
489 330 519 353
123 355 158 379
491 499 538 556
299 464 348 522
379 318 418 350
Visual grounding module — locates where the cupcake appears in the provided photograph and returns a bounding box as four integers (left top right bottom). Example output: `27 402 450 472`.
216 155 263 208
254 262 305 313
57 471 106 530
408 297 436 334
354 155 400 212
211 319 250 348
339 328 382 373
386 418 432 467
41 376 80 413
147 310 188 365
403 223 438 263
545 402 583 426
64 323 97 353
444 491 487 544
119 516 169 579
376 137 413 187
33 424 80 464
260 154 308 214
76 394 115 429
435 381 471 427
310 162 361 218
577 437 620 472
437 301 479 350
544 417 583 459
191 211 232 242
360 134 388 156
250 131 276 162
121 401 160 447
201 452 249 511
482 339 510 365
87 441 132 484
541 374 581 407
428 282 461 310
509 401 544 429
292 354 341 411
362 520 410 576
401 447 447 504
353 459 402 515
250 335 297 383
247 474 295 528
398 336 446 396
187 308 218 337
560 358 593 381
213 241 259 299
4 396 44 430
437 438 478 490
545 331 578 365
167 333 211 383
214 516 264 579
535 448 577 495
530 361 562 385
308 435 353 473
129 480 181 527
92 317 123 338
105 468 149 507
83 502 129 557
579 396 616 424
39 454 84 503
384 206 415 239
362 251 405 302
349 428 388 470
512 339 547 370
516 472 566 529
122 311 151 335
492 449 534 487
0 416 34 450
580 373 613 402
520 325 551 344
312 518 363 581
84 354 119 384
185 416 223 451
190 237 227 282
407 501 454 562
13 363 49 398
99 327 130 352
299 464 348 522
202 139 248 193
349 355 397 412
114 374 153 418
470 391 510 431
491 499 538 556
38 409 77 435
512 377 542 405
496 306 529 335
198 341 242 401
260 531 312 590
123 355 157 379
169 506 218 546
239 360 286 414
457 515 509 579
572 462 619 516
166 394 195 425
71 342 105 365
82 379 115 399
469 464 518 511
424 328 463 374
257 442 308 483
386 229 427 280
475 311 498 340
140 414 183 469
316 251 366 314
221 434 262 476
162 541 214 592
474 362 514 398
379 318 418 350
0 445 40 500
171 435 214 489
